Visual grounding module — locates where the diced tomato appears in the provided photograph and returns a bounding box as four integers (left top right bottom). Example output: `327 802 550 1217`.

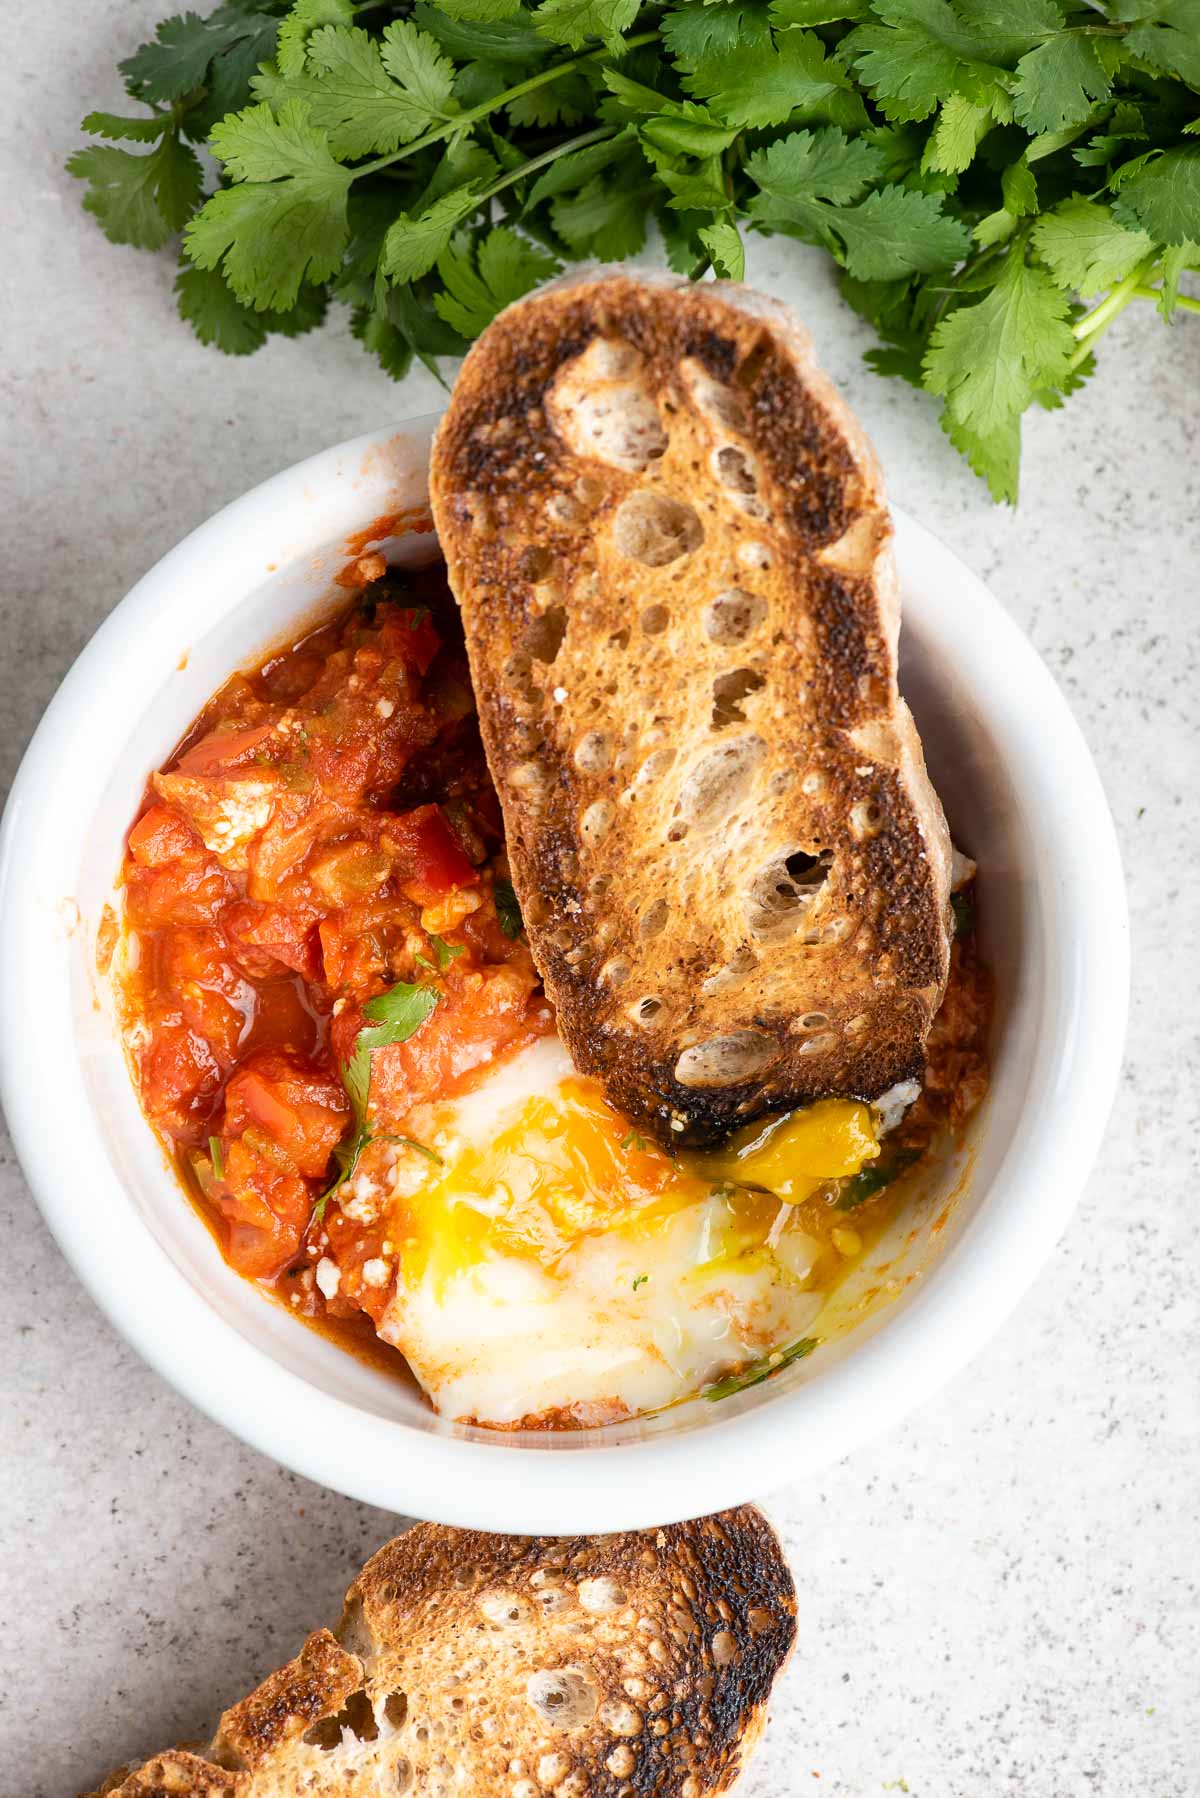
223 1050 349 1177
218 1134 313 1280
175 722 276 775
336 961 540 1128
222 898 321 980
127 804 201 867
393 804 477 898
137 1011 223 1138
379 606 442 676
125 850 234 931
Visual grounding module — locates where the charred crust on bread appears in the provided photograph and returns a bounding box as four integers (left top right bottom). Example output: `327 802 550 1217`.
85 1508 795 1798
431 269 954 1147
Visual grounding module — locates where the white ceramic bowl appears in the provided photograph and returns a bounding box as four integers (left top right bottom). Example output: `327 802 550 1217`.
0 419 1128 1532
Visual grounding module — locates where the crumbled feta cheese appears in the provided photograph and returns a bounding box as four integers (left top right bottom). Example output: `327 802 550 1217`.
873 1079 922 1135
153 772 276 872
362 1257 391 1288
420 887 482 934
342 1186 381 1225
951 847 977 890
315 1257 341 1300
376 698 395 720
553 686 568 704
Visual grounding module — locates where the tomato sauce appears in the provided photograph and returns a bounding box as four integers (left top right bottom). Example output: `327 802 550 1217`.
117 562 548 1305
116 556 992 1386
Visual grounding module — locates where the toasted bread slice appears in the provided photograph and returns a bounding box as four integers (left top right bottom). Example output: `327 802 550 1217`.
85 1508 795 1798
429 270 953 1147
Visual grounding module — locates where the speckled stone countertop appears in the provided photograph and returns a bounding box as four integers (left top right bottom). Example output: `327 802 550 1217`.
2 8 1198 1795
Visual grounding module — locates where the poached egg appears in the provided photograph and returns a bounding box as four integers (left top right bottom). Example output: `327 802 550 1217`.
350 1037 882 1427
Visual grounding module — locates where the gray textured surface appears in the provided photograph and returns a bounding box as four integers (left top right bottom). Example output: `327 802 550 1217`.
2 8 1199 1796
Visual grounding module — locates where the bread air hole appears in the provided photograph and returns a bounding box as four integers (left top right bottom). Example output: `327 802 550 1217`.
681 362 749 434
700 945 756 998
711 667 766 729
579 1576 627 1614
714 445 757 494
526 1668 598 1729
304 1688 380 1750
849 797 885 841
639 898 669 938
632 995 663 1024
702 588 767 647
678 734 766 831
549 339 668 473
640 603 669 634
524 605 566 664
517 544 555 583
674 1031 779 1089
746 848 832 941
612 491 703 568
574 729 613 775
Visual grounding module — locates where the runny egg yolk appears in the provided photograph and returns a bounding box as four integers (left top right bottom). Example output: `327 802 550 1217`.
688 1098 880 1204
391 1079 879 1297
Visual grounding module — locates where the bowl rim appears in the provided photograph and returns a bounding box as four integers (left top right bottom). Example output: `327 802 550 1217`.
0 420 1129 1531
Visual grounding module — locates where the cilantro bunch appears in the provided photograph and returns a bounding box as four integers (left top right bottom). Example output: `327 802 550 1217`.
71 0 1200 501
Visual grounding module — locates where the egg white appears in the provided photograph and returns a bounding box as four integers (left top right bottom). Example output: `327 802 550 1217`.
372 1037 828 1427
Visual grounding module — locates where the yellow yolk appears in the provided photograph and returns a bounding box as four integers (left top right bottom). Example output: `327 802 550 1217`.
688 1098 879 1204
396 1079 712 1294
392 1080 878 1296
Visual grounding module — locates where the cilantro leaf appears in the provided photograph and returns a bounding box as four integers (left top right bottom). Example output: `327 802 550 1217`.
1111 148 1200 246
746 126 884 207
80 110 174 143
434 226 561 335
494 877 524 938
186 102 351 310
639 103 740 160
382 185 485 282
1033 197 1153 297
277 0 354 78
120 9 253 105
843 0 1014 124
925 247 1074 447
67 134 203 250
924 95 992 175
699 218 745 279
688 27 867 131
663 1 767 74
507 71 594 127
525 128 633 204
358 979 441 1053
1122 0 1200 90
1012 36 1111 135
533 0 641 53
551 171 649 257
1001 159 1038 218
703 1335 819 1400
770 0 867 21
439 0 524 17
428 932 468 970
260 22 458 159
1159 238 1200 319
176 260 269 350
832 186 971 278
414 2 549 65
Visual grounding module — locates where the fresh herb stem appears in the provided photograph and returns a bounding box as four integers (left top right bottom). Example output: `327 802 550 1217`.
1132 285 1200 315
1069 256 1160 367
476 124 619 208
355 31 659 182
